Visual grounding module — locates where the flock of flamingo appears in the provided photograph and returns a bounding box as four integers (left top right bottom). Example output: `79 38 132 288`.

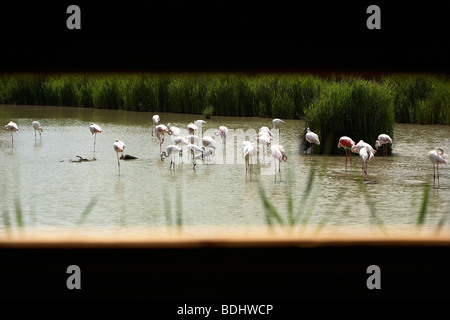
3 116 448 188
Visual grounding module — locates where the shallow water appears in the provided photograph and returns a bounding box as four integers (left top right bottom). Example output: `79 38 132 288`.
1 105 449 235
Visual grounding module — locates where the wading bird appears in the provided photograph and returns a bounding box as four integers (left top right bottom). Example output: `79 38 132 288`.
161 145 182 170
32 121 43 140
4 121 18 147
187 143 205 170
202 136 217 163
113 139 125 176
359 146 374 178
270 144 287 182
272 118 284 134
174 136 189 163
351 140 377 156
152 115 160 136
167 123 181 137
305 127 320 158
155 124 169 153
428 148 448 189
254 131 272 163
194 120 206 138
338 136 355 170
243 141 257 179
215 126 228 147
187 122 198 135
375 134 393 156
89 123 102 152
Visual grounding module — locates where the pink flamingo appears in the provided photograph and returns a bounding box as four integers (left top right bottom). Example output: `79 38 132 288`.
305 127 320 159
215 126 228 147
338 136 355 170
113 139 125 176
428 148 448 188
375 134 393 156
4 121 18 147
89 123 102 152
243 141 257 179
359 146 374 178
32 121 43 140
155 124 169 153
270 144 288 182
152 115 160 136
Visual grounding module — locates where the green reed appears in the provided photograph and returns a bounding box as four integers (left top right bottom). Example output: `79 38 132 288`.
0 73 448 127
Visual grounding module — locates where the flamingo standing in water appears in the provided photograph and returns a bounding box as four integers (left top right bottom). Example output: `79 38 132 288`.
338 136 355 170
152 115 160 136
243 141 257 179
174 136 189 163
428 148 448 189
305 127 320 159
4 121 18 147
351 140 377 156
254 131 272 163
187 143 205 170
187 122 198 136
202 136 217 164
359 146 374 178
375 134 393 156
113 139 125 176
89 123 102 152
32 121 43 140
272 118 284 135
194 120 206 138
270 144 288 181
167 123 181 137
155 124 169 153
161 145 182 170
215 126 228 147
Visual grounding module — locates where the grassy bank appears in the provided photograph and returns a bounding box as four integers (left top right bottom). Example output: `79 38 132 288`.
1 73 448 154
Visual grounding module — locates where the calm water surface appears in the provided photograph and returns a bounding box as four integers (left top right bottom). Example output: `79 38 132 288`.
1 105 449 235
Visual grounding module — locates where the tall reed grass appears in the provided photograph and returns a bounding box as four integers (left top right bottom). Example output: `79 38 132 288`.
302 78 395 154
0 73 448 129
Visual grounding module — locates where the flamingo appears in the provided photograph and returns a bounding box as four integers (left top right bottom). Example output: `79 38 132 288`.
338 136 355 170
174 136 189 163
152 115 160 136
215 126 228 147
113 139 125 176
375 134 393 156
167 123 181 137
89 123 102 152
155 124 169 153
243 141 257 179
270 144 288 181
202 136 217 163
259 126 274 137
194 120 206 138
254 132 272 163
32 121 43 140
305 127 320 158
359 146 374 178
187 143 205 170
4 121 18 147
351 140 377 156
161 145 182 170
272 118 284 134
187 122 198 135
428 148 448 189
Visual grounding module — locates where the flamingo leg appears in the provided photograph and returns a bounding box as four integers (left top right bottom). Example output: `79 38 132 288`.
279 159 281 181
94 133 96 152
117 152 121 176
432 164 435 188
345 148 348 170
349 150 352 168
11 131 14 148
35 129 37 139
437 163 440 188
